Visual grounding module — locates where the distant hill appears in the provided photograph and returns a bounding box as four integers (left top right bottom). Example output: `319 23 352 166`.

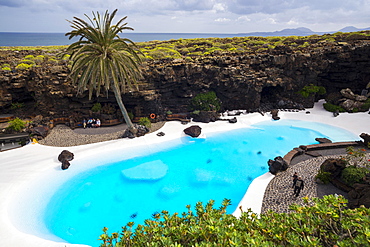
238 26 370 37
338 26 370 32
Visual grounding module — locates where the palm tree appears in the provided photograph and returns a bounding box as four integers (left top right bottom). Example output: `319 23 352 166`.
65 9 142 134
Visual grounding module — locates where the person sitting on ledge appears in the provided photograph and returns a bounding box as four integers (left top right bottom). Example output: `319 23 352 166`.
96 118 101 128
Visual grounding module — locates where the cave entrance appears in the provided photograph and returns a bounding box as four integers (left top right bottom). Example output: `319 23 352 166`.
260 85 284 106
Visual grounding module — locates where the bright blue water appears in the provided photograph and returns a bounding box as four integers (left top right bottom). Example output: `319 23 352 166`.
0 32 251 46
43 120 357 246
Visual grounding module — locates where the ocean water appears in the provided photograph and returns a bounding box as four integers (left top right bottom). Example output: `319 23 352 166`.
0 32 247 46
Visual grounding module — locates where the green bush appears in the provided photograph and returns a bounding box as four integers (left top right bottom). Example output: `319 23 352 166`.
99 195 370 246
146 47 182 60
24 55 35 60
341 166 369 186
91 103 102 112
323 102 346 113
6 117 26 132
315 170 331 184
20 59 36 65
128 112 134 120
138 117 151 129
34 55 45 63
15 63 33 70
298 84 326 98
190 91 221 112
359 98 370 111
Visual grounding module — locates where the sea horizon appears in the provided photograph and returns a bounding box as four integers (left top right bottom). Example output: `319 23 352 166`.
0 32 248 46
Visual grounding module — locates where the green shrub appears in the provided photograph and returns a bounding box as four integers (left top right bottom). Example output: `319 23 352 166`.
359 98 370 111
34 55 45 63
341 166 369 186
1 67 11 71
20 59 36 65
91 103 102 112
15 63 33 70
190 91 221 112
62 54 70 61
138 117 151 129
146 47 182 60
6 117 26 132
99 195 370 247
192 110 200 115
323 102 346 113
24 55 35 60
203 47 223 55
342 146 369 167
298 84 326 98
128 112 134 120
315 170 331 184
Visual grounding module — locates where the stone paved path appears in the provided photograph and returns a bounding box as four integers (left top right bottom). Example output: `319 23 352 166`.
261 148 370 214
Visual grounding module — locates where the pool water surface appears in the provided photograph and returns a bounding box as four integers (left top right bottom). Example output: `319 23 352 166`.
43 119 358 246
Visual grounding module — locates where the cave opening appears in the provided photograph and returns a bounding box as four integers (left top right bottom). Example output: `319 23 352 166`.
260 85 284 107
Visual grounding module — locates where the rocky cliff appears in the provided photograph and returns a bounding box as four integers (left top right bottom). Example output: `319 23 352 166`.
1 36 370 121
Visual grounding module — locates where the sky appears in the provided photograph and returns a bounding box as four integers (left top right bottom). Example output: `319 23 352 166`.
0 0 370 33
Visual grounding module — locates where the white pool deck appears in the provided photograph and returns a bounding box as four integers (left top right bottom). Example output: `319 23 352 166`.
0 100 369 247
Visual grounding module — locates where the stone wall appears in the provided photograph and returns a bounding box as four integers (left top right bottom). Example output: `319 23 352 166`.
1 40 370 120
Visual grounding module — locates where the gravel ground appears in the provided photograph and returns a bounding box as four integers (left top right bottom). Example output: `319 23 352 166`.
38 121 165 147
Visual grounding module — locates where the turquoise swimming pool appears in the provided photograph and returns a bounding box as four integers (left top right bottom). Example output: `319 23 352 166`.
43 119 358 246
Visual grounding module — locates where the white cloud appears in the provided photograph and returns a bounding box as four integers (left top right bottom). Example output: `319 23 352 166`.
237 16 251 22
215 17 231 22
1 0 370 33
212 3 227 12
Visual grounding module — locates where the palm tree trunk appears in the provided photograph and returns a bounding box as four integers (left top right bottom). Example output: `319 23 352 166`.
112 84 136 133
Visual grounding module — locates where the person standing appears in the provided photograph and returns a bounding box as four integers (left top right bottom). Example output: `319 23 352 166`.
292 172 298 188
293 176 304 197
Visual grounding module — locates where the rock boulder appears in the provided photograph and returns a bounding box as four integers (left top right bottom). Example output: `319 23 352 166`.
268 156 288 175
58 150 74 170
184 125 202 138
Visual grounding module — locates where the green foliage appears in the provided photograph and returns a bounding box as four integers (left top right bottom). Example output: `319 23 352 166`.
15 63 33 70
359 98 370 111
34 55 45 63
62 54 70 61
24 55 35 60
65 9 142 130
166 110 172 115
145 47 181 60
203 47 223 55
341 166 369 186
190 91 221 112
91 103 102 112
128 112 134 120
323 102 346 113
138 117 151 129
11 102 25 109
20 59 36 65
1 66 11 71
298 84 326 98
315 169 331 184
99 195 370 247
342 146 370 168
192 110 200 115
6 117 26 132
